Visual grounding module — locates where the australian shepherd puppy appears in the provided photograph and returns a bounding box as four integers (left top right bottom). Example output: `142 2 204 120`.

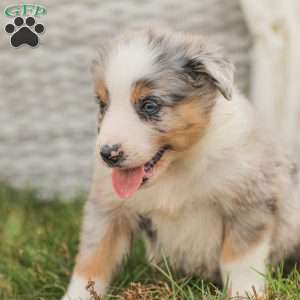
62 28 300 299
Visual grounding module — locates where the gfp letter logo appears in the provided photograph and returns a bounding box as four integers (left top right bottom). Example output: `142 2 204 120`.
5 4 47 17
4 4 47 48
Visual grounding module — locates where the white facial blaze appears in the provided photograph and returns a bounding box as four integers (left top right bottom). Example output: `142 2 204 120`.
105 37 158 92
97 37 159 167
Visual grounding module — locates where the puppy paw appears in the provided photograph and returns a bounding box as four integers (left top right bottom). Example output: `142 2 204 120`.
62 275 105 300
230 286 266 300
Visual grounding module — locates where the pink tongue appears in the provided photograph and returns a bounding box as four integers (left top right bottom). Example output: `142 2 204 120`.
112 167 145 199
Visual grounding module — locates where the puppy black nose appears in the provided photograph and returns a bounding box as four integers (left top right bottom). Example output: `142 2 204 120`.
100 144 124 167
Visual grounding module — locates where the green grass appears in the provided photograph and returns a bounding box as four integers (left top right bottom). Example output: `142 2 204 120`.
0 183 300 300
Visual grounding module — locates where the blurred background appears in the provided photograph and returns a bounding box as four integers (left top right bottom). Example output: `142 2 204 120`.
0 0 299 198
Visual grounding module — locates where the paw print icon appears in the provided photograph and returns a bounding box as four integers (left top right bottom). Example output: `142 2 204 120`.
5 16 45 48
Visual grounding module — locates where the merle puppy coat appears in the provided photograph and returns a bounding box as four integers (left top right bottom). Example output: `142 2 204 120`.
62 29 300 299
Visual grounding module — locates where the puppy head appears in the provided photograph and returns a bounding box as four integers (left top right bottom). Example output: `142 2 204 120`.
92 28 234 199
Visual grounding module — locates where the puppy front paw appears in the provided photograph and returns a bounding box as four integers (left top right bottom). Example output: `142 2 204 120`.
62 275 105 300
230 284 266 300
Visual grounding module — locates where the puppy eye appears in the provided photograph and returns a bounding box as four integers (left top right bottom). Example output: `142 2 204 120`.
100 101 107 111
141 98 161 116
95 95 107 113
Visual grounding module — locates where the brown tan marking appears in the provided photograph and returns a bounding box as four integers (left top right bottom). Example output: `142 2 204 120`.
158 95 216 151
131 80 154 104
221 225 271 264
75 219 130 282
95 80 109 104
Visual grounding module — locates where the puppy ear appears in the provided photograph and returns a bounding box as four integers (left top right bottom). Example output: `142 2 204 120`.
90 59 102 80
90 46 108 81
183 53 234 100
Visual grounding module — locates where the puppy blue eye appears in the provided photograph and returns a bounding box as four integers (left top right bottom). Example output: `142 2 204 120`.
141 99 160 115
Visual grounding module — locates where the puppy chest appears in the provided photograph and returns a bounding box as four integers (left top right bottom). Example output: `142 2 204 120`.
139 206 223 279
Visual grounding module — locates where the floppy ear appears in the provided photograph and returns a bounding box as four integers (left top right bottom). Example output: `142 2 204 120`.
90 59 102 81
183 53 234 100
90 46 108 82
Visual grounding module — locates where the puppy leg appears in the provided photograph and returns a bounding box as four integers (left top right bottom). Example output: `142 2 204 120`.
220 219 272 299
62 199 131 300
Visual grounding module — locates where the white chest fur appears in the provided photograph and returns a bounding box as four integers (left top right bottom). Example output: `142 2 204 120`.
141 203 224 280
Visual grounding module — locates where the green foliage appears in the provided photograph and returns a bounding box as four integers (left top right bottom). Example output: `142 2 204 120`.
0 184 82 300
0 183 299 300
